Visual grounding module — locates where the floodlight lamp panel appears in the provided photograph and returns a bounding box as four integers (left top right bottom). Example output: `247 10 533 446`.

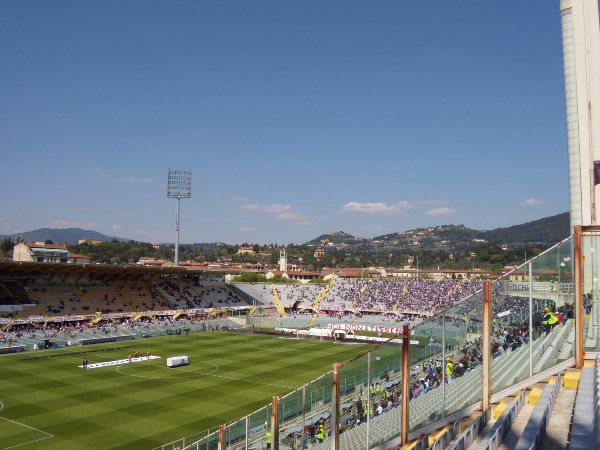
167 169 192 198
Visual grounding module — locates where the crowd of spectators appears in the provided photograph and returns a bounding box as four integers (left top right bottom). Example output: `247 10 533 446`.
326 279 482 315
237 279 483 319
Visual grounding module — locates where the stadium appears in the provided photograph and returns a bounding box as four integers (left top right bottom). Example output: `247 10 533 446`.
3 2 600 450
0 227 597 450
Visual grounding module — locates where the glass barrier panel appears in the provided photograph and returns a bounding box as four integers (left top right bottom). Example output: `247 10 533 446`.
338 353 370 450
443 292 483 417
367 341 402 447
302 372 332 446
490 276 532 394
225 418 247 450
409 315 444 433
582 233 600 351
204 431 220 450
531 239 575 375
240 404 271 450
278 388 304 449
182 427 220 450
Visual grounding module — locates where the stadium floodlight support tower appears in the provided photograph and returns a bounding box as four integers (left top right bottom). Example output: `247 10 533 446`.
167 169 192 267
560 0 600 349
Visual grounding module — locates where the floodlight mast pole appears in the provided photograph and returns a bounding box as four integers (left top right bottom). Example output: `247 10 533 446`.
175 193 181 267
167 169 192 268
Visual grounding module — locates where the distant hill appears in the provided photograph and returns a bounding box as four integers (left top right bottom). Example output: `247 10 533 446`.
304 212 570 252
481 212 569 245
305 231 369 247
2 212 570 250
0 228 129 244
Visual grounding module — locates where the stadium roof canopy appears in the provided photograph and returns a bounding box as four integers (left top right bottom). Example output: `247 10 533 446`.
0 261 238 283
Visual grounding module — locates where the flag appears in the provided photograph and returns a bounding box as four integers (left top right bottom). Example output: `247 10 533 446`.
595 160 600 185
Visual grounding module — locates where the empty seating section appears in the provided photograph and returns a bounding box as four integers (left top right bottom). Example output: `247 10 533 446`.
26 286 81 315
234 283 275 307
275 284 323 308
155 278 244 309
569 358 600 450
0 281 32 305
513 379 561 450
79 282 167 313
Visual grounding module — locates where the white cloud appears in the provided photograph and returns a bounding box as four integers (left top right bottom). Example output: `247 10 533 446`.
426 207 456 216
122 177 155 184
518 198 544 206
341 201 414 214
239 226 255 232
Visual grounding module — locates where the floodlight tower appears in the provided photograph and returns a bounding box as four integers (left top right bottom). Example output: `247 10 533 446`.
167 169 192 267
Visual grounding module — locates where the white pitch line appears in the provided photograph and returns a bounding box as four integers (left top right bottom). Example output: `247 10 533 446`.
0 413 55 450
0 416 54 437
1 434 54 450
113 358 293 389
205 373 294 390
115 360 218 379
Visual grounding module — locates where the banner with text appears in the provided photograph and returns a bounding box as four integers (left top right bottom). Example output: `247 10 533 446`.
326 323 407 335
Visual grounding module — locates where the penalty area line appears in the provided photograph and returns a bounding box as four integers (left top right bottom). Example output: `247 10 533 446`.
0 434 55 450
0 413 55 450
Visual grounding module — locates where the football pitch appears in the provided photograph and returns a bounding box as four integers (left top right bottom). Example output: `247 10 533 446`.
0 331 372 450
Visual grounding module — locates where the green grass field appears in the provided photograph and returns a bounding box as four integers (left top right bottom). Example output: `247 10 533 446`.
0 331 372 450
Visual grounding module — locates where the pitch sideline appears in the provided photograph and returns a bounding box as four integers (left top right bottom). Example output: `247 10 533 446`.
0 400 55 450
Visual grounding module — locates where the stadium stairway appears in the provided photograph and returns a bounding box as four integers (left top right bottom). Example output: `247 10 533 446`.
272 284 286 316
305 282 335 328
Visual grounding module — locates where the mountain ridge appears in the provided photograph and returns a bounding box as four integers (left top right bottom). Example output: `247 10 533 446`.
1 212 570 250
0 228 129 244
305 212 569 251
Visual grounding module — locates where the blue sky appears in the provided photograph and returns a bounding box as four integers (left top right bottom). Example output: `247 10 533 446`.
1 1 570 245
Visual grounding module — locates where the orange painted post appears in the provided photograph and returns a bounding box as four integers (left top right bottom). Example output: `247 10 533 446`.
271 396 279 450
482 281 491 411
401 324 410 444
331 363 340 450
218 424 225 450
